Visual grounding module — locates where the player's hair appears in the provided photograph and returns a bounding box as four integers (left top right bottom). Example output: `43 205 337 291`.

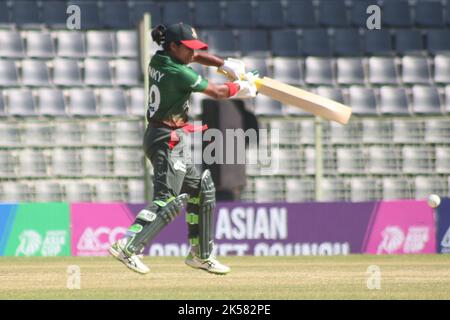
151 24 176 51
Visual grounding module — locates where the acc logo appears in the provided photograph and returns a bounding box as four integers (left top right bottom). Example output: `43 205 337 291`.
440 227 450 253
15 230 66 256
77 227 127 255
377 225 430 254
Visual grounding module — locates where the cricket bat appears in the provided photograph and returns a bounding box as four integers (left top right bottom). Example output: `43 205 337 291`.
218 66 352 125
253 77 352 125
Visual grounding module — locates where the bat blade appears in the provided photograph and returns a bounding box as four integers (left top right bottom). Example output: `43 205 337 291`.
255 77 352 125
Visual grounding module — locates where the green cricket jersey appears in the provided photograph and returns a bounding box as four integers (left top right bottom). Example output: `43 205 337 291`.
147 51 208 127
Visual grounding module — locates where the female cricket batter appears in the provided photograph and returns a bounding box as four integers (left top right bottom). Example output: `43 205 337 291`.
109 23 257 274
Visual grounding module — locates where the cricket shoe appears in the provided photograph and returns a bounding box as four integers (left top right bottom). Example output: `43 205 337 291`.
109 240 150 275
185 252 231 275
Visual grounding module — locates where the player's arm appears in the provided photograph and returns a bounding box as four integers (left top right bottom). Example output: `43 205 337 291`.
202 82 238 100
192 51 224 67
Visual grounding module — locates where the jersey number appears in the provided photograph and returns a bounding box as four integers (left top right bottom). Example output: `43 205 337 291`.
148 84 161 117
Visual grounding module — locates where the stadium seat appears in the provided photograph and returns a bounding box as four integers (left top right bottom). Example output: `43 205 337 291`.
255 178 285 202
102 1 132 29
414 176 447 199
241 57 269 78
0 2 10 28
411 85 442 114
5 88 36 116
350 178 383 202
368 56 398 85
115 120 144 146
0 122 22 147
382 0 413 28
95 181 126 202
18 149 48 178
367 146 401 174
21 60 51 87
22 122 53 147
114 59 140 86
85 121 115 146
0 182 32 202
415 0 444 28
271 30 301 57
11 1 40 27
255 0 284 28
434 54 450 84
427 29 450 54
0 31 24 58
364 29 393 55
127 179 146 203
114 148 144 177
0 60 20 86
64 181 94 202
53 122 83 146
267 119 301 146
53 149 83 179
350 0 375 27
26 31 55 58
320 178 349 201
128 87 145 116
317 86 345 104
446 85 450 113
52 58 83 87
285 178 315 202
67 88 97 116
298 119 315 144
42 1 68 28
378 86 410 115
224 1 254 28
435 146 450 173
272 148 302 176
361 119 393 143
336 57 366 85
348 86 378 115
336 147 366 174
392 119 425 143
116 30 138 58
131 2 162 26
402 146 434 174
162 1 192 25
84 59 113 86
318 0 349 27
304 145 336 174
56 31 86 58
382 177 414 200
0 151 17 178
272 57 303 85
395 29 424 55
0 91 5 117
402 55 431 85
205 30 237 56
193 1 224 28
253 94 283 116
98 88 128 116
86 31 115 58
33 181 64 202
328 119 361 144
286 0 317 28
36 88 67 117
82 148 113 177
302 29 332 57
305 57 334 85
67 1 101 29
238 30 270 57
334 29 363 56
424 119 450 143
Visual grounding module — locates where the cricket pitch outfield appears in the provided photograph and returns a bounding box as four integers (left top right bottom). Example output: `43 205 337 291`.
0 255 449 300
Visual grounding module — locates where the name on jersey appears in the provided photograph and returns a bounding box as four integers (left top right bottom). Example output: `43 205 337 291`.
149 66 165 82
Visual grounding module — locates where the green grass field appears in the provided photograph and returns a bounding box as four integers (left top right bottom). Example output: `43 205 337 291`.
0 255 449 299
